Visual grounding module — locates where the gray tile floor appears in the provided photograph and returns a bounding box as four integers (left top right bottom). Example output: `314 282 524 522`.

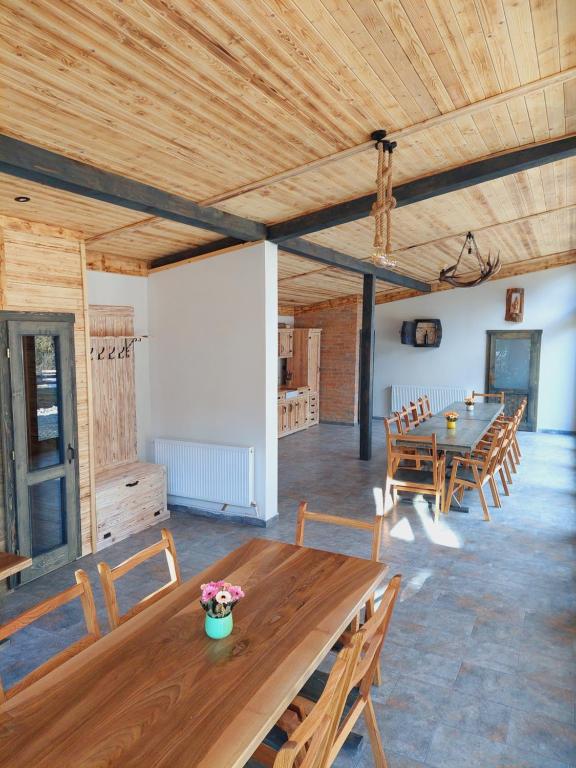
1 424 575 767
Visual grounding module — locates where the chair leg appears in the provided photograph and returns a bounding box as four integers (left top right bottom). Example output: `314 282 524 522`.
363 696 389 768
477 484 491 521
499 467 510 496
457 485 465 503
504 458 513 484
444 466 456 515
508 451 517 473
489 476 501 508
433 492 441 524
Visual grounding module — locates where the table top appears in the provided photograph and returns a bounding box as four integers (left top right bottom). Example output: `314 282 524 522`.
0 553 32 581
0 538 387 768
439 401 504 421
407 401 503 453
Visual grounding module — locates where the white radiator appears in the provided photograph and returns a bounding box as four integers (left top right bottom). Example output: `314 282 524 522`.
390 385 469 415
153 439 255 508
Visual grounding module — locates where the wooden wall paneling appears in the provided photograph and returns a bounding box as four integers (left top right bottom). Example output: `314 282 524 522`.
90 335 137 471
89 305 134 337
0 220 93 554
81 243 97 554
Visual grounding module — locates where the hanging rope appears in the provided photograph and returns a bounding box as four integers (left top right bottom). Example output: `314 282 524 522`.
371 139 396 267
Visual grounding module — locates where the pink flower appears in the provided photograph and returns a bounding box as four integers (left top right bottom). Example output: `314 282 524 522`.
228 585 245 600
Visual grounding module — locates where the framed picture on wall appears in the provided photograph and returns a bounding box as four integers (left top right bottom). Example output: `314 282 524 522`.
505 288 524 322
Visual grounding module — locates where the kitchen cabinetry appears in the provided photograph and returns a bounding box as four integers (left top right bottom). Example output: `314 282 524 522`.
278 389 309 438
278 327 321 438
278 328 293 358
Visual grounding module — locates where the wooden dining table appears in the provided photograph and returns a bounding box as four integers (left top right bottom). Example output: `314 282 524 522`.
0 538 387 768
407 401 504 453
399 401 503 512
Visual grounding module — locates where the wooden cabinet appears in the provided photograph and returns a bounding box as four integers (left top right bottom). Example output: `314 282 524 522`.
278 329 293 358
95 462 168 551
287 329 321 392
278 328 321 438
278 390 310 438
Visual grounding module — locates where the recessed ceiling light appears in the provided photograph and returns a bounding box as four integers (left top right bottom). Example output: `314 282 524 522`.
14 196 30 203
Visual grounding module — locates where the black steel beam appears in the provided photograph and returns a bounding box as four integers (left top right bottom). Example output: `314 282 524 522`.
268 136 576 241
359 273 375 461
0 135 266 242
279 238 431 291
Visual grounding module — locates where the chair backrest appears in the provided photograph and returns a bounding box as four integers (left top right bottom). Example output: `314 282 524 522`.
296 501 383 562
386 434 443 489
472 390 505 404
409 401 421 426
417 396 432 420
352 575 401 698
480 429 504 478
98 528 182 630
383 413 402 438
0 569 100 702
395 406 412 432
273 631 365 768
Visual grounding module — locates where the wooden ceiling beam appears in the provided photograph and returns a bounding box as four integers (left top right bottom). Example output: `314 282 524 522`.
268 136 576 242
278 238 430 291
0 135 265 242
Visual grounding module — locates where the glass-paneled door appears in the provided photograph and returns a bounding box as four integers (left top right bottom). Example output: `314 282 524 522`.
1 316 80 583
486 330 542 431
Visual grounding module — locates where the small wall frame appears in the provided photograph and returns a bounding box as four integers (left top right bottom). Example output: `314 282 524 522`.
505 288 524 323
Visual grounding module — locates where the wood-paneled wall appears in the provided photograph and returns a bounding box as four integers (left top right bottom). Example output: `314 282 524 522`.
0 216 93 555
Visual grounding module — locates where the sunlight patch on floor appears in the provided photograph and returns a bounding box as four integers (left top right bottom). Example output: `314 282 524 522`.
414 499 461 548
389 516 415 542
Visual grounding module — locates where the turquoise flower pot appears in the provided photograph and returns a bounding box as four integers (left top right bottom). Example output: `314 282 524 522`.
205 613 233 639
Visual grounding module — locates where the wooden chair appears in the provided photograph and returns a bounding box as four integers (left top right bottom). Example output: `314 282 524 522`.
409 401 421 426
0 570 100 702
443 429 502 521
384 413 421 470
296 501 384 563
395 406 412 432
472 390 505 404
384 434 446 522
98 528 181 630
284 575 402 768
417 396 432 421
296 502 384 686
252 629 365 768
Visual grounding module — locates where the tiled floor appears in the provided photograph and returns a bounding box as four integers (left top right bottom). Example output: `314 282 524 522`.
1 424 575 767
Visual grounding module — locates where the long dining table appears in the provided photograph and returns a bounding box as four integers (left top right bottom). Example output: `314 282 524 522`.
0 538 387 768
399 400 503 512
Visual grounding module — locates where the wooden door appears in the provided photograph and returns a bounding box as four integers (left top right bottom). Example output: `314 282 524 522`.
486 330 542 431
307 330 321 392
0 315 80 583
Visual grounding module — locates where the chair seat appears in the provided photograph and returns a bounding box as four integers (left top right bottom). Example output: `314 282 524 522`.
262 670 363 755
392 468 436 486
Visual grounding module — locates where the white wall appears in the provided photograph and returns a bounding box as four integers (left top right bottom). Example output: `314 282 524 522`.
149 242 278 522
87 272 152 459
374 265 576 432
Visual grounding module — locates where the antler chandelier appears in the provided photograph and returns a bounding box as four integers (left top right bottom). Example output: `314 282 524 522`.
370 130 397 268
439 231 501 288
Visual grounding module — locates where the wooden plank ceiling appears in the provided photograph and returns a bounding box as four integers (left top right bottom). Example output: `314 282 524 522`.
0 0 574 305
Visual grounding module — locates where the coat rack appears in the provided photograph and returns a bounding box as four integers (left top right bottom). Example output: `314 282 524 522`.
90 336 144 361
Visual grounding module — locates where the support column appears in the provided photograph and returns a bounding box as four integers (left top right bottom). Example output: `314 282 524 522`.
359 273 375 460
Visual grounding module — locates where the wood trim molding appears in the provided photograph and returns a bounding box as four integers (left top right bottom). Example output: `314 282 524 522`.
149 239 263 273
290 250 576 313
80 241 97 554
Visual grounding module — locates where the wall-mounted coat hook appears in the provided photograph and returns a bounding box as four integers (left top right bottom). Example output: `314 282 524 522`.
108 346 116 360
118 345 126 359
97 347 106 360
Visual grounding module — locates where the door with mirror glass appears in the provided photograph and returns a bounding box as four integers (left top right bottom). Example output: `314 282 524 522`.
0 314 80 583
486 330 542 431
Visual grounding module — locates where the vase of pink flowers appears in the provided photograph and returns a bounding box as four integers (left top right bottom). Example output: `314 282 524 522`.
200 580 245 639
